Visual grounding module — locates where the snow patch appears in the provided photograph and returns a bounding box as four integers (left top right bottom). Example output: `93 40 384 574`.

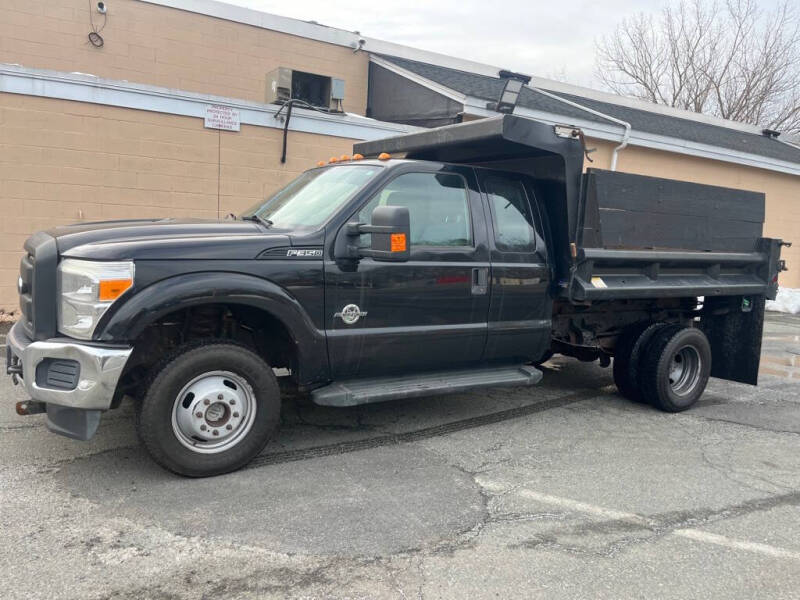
766 288 800 315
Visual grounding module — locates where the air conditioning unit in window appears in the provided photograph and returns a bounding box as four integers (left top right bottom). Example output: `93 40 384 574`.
265 67 345 110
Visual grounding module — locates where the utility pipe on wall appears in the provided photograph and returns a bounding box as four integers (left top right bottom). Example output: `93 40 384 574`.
529 87 632 171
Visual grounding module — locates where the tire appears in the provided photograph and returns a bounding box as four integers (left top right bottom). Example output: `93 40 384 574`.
137 340 280 477
612 322 667 402
639 326 711 412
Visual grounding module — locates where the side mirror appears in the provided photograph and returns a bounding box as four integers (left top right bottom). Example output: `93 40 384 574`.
335 205 411 262
362 206 410 262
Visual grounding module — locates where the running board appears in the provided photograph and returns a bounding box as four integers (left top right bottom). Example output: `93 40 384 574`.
311 365 543 407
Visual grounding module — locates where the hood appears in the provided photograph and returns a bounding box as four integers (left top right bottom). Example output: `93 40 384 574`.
52 218 292 261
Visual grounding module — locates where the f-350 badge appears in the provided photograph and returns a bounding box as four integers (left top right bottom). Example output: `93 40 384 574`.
335 304 367 325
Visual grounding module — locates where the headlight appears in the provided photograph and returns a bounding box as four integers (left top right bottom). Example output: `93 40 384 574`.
58 259 134 339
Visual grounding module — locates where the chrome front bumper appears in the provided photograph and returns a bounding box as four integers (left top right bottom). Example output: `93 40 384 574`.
6 321 132 411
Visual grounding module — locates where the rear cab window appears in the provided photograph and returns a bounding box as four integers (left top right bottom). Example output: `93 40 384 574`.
484 176 538 252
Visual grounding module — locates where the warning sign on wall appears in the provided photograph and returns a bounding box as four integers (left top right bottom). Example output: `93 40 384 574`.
204 105 240 131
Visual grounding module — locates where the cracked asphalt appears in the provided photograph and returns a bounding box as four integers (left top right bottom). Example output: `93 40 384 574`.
2 312 800 599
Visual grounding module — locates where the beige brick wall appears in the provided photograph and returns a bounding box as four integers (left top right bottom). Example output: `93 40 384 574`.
0 93 356 311
588 140 800 287
0 0 369 115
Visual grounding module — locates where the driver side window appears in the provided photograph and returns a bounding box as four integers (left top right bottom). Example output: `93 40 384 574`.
358 172 472 248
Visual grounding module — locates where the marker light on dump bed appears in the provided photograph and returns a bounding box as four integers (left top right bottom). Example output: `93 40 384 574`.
317 161 325 167
340 154 351 161
352 154 364 160
328 156 339 163
378 153 391 160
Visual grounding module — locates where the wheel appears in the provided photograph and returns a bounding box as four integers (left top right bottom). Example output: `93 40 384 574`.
639 326 711 412
612 322 667 402
137 340 280 477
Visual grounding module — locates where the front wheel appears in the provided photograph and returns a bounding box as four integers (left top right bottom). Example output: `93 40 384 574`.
137 341 280 477
639 326 711 412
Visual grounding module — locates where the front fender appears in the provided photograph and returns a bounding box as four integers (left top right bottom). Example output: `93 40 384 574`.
95 271 328 385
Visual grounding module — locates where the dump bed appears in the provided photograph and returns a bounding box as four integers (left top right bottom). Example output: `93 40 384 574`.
354 115 784 304
571 168 783 302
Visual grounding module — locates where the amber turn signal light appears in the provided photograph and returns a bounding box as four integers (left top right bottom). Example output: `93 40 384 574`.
99 278 133 301
390 233 407 252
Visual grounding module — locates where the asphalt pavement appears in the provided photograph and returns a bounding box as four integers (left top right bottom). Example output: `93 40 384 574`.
1 313 799 599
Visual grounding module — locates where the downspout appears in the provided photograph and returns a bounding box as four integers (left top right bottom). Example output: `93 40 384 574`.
529 87 631 171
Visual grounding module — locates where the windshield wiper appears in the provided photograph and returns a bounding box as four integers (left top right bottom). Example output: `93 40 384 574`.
241 214 273 228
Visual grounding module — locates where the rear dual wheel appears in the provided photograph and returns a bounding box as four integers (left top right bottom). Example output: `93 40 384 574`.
639 325 711 412
614 323 711 412
612 322 668 402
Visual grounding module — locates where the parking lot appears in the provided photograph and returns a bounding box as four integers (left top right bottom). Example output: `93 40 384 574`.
1 312 799 599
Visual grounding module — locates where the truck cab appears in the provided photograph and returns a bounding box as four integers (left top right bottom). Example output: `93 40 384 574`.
6 115 786 477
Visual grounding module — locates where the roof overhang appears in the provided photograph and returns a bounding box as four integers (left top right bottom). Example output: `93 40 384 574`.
369 56 800 178
0 63 418 141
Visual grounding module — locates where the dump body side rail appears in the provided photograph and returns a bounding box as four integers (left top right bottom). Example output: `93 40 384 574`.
568 240 782 302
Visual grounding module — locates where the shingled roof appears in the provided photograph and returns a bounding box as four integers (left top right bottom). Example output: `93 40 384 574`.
377 54 800 166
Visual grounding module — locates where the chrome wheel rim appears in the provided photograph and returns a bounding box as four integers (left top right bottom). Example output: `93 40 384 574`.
668 346 702 396
171 371 256 454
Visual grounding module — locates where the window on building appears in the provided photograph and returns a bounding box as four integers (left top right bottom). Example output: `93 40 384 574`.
485 177 537 252
358 172 472 247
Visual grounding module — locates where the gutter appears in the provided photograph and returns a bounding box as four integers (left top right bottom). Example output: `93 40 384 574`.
529 87 631 171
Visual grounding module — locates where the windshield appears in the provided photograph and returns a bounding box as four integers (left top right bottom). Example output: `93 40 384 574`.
242 165 382 229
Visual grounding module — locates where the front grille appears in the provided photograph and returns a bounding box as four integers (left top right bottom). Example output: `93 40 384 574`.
20 231 58 341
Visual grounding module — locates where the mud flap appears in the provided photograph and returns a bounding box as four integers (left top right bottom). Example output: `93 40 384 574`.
700 295 765 385
46 405 102 441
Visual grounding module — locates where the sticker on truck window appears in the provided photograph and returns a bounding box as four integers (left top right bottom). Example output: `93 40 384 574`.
591 277 607 288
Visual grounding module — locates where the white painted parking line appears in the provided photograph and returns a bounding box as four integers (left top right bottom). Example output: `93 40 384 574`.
516 489 652 525
673 529 800 561
478 478 800 561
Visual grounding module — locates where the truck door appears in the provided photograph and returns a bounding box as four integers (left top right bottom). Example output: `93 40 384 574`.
478 172 553 363
325 166 491 379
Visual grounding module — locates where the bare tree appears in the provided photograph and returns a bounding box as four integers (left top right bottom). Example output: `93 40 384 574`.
596 0 800 135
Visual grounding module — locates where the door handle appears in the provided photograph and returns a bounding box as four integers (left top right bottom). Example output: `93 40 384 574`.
471 267 488 295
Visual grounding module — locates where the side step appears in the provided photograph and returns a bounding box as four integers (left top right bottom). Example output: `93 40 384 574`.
311 365 542 407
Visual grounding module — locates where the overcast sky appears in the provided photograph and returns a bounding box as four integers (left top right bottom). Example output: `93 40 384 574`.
223 0 789 90
225 0 669 88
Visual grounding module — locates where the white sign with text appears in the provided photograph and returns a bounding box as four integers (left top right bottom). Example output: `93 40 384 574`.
204 104 240 131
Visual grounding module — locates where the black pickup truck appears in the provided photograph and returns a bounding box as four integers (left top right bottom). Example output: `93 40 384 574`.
5 115 787 476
